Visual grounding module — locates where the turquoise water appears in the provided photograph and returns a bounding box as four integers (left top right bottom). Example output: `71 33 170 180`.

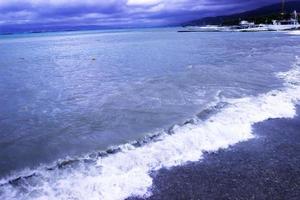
0 28 300 199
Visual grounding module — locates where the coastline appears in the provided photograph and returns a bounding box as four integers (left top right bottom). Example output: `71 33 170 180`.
129 105 300 200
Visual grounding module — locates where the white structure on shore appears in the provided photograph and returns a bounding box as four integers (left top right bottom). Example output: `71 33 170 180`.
236 10 299 32
179 8 300 33
267 10 299 31
239 21 255 28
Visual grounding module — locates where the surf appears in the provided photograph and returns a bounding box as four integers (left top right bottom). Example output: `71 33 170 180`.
0 57 300 200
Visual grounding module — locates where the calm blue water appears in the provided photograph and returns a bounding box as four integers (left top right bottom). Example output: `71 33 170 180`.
0 28 300 199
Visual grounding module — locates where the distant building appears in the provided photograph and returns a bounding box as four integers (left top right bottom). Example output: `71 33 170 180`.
239 21 256 28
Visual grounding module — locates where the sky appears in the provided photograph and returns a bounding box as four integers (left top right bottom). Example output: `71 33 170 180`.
0 0 286 32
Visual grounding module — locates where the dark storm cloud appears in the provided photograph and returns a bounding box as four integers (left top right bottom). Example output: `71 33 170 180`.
0 0 284 31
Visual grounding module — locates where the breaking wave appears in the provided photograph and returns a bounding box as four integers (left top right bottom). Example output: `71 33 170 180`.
1 58 300 200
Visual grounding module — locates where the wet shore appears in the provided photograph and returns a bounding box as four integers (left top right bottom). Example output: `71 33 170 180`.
129 105 300 200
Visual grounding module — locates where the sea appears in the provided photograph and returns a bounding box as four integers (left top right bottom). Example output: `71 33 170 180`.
0 28 299 200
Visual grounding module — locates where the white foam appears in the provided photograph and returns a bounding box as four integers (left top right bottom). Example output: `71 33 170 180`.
1 58 300 200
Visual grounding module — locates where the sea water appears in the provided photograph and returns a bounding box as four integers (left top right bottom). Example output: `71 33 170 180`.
0 28 300 199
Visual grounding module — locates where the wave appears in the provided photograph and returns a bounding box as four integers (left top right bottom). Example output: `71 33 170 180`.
1 57 300 200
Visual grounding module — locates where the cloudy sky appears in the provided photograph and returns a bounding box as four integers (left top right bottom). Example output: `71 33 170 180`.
0 0 284 32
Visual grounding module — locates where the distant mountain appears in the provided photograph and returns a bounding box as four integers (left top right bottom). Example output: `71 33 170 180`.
184 1 300 26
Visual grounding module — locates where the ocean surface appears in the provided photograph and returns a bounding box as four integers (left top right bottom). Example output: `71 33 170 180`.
0 28 300 199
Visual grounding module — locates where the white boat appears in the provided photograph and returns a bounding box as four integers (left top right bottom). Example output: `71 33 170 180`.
288 30 300 35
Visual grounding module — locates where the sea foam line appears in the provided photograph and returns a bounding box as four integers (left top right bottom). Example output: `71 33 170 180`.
1 58 300 200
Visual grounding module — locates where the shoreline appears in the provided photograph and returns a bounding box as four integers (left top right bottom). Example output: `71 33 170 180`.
129 105 300 200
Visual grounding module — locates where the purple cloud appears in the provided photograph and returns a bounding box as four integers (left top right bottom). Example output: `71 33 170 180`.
0 0 285 32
